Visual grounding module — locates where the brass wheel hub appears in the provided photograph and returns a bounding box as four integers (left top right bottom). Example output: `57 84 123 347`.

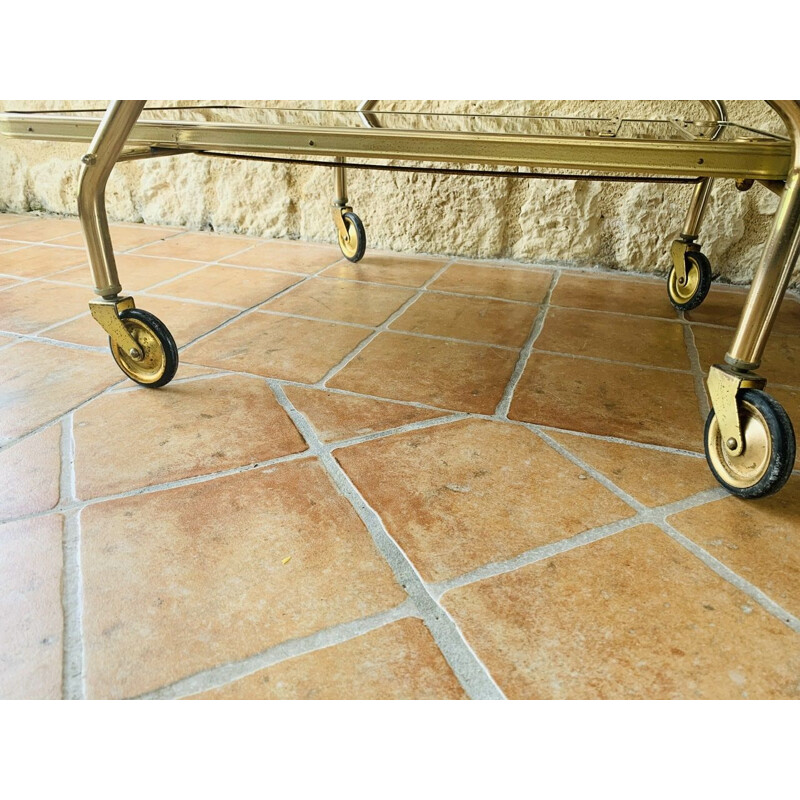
707 400 772 489
669 257 700 303
111 317 167 384
338 217 359 260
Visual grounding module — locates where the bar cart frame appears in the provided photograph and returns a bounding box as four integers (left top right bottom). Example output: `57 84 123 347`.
2 100 799 498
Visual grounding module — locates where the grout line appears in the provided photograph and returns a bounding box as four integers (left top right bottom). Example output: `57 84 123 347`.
270 381 506 700
137 599 419 700
7 449 314 525
61 509 85 700
495 269 560 417
657 520 800 633
527 346 695 376
173 252 345 356
518 425 800 633
316 259 457 386
528 422 708 459
327 413 467 451
683 322 711 421
534 427 646 511
427 486 733 600
431 517 644 599
0 331 104 354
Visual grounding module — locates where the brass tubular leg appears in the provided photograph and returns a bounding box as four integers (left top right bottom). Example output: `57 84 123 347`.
679 101 727 241
725 101 800 370
333 156 348 206
78 100 146 298
681 177 713 240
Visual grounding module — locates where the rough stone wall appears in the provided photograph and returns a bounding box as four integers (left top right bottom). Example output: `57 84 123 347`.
0 100 792 285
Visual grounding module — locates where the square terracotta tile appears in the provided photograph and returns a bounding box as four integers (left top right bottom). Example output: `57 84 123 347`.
0 217 82 242
551 272 678 319
0 515 63 700
0 425 61 521
284 385 449 443
535 307 691 371
443 525 800 699
223 240 342 273
190 619 466 700
45 296 240 350
508 352 704 451
322 253 447 287
547 431 719 507
335 419 635 582
0 341 118 443
390 292 539 348
135 232 254 262
692 325 799 389
0 281 93 334
74 374 307 499
55 254 200 293
667 477 800 619
182 312 369 382
81 459 407 698
429 262 552 303
328 332 519 414
50 224 183 252
263 277 414 326
0 245 87 279
154 264 302 308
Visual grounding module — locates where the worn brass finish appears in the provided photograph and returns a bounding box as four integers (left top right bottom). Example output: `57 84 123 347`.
681 178 714 238
336 211 360 259
77 100 146 298
706 364 767 457
668 253 700 301
679 102 727 240
669 239 700 285
726 101 800 370
331 204 353 242
333 155 348 206
109 314 168 385
706 397 773 490
0 112 791 181
89 296 141 355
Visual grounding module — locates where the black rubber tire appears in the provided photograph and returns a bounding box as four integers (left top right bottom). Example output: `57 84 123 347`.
339 211 367 263
667 250 712 312
109 308 179 388
704 388 795 499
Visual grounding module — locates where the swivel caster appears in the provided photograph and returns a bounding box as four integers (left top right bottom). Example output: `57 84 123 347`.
704 389 795 498
667 249 712 312
337 210 366 262
109 308 179 388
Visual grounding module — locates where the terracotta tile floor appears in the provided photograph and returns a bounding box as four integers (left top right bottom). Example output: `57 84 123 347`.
2 212 800 700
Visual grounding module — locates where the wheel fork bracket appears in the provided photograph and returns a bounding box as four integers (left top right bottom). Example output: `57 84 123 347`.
89 296 142 358
332 203 353 242
670 239 700 285
707 364 767 457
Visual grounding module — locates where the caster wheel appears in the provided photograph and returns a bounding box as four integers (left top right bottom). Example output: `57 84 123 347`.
704 389 795 499
337 211 366 262
667 250 712 311
109 308 179 388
